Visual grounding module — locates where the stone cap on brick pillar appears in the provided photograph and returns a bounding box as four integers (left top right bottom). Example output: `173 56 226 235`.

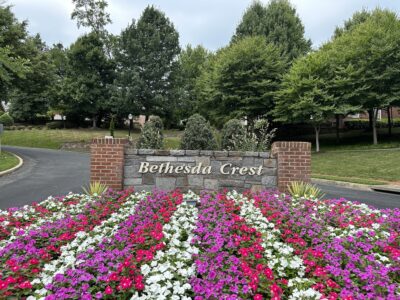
271 141 311 192
91 138 129 145
91 138 129 191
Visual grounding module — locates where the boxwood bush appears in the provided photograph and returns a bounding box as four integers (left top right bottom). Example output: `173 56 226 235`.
0 113 14 126
180 114 217 150
221 119 246 150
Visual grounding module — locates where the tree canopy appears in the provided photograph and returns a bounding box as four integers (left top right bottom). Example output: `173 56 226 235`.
0 5 29 99
233 0 311 61
64 32 115 127
275 8 400 148
198 36 286 127
71 0 111 33
112 6 180 122
175 45 210 121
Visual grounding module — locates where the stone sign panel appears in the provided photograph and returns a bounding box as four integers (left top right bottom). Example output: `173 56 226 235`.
124 149 277 192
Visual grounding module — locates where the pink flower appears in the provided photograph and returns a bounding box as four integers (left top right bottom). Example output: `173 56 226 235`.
104 286 113 295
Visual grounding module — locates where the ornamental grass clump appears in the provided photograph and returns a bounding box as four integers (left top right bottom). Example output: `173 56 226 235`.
137 117 164 149
82 181 109 196
180 114 217 150
287 181 325 199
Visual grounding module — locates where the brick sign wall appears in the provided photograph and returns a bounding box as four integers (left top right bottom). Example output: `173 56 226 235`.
90 139 311 192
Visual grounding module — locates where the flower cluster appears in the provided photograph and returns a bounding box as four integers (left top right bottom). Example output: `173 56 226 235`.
0 193 96 248
250 191 400 299
0 189 132 298
0 189 398 299
42 190 182 299
133 196 199 299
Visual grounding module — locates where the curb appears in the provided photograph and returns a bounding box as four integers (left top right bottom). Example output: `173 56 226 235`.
311 178 372 191
0 152 23 177
370 185 400 195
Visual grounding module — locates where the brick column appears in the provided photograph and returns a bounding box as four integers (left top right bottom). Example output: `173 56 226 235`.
271 141 311 192
90 138 128 190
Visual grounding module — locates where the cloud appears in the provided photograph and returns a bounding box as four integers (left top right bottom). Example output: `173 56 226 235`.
8 0 400 50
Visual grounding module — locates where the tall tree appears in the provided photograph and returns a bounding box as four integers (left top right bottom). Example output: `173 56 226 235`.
334 9 372 38
175 45 210 121
47 43 70 119
8 35 55 122
112 6 180 122
64 33 115 127
330 9 400 144
71 0 111 34
233 0 311 61
0 5 29 99
198 36 286 127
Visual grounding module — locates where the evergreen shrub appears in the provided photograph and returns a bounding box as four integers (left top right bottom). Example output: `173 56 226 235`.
180 114 217 150
221 119 246 150
0 113 14 126
137 117 164 149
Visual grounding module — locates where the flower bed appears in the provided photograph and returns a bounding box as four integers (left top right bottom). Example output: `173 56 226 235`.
0 189 398 299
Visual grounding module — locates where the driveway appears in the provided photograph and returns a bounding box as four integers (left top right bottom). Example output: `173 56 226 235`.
0 146 89 209
0 146 399 210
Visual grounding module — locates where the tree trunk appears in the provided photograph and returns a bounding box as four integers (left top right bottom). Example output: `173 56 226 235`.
314 125 321 153
368 109 373 131
335 114 340 144
372 108 378 145
92 117 97 129
387 106 392 136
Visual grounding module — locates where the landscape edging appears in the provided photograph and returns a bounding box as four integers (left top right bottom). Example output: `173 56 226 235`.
311 178 372 191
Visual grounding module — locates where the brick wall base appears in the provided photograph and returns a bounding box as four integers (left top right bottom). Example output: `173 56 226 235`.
90 138 128 190
271 141 311 192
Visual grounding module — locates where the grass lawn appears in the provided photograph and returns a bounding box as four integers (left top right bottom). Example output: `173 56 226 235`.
0 151 19 172
312 148 400 185
2 129 183 150
297 127 400 151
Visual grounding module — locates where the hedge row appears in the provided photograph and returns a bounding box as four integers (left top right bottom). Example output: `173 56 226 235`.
345 118 400 129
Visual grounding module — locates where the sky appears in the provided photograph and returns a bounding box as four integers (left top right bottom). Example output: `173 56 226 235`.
8 0 400 51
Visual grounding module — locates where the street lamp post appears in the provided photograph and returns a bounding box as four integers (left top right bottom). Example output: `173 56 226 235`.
128 114 133 139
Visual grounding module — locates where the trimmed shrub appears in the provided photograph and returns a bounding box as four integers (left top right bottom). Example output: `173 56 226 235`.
46 121 75 129
137 119 164 149
109 116 115 137
149 115 164 131
180 114 217 150
221 119 246 150
345 119 400 130
46 121 63 129
0 113 14 126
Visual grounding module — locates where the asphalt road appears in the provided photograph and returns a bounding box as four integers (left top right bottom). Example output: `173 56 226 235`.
317 182 400 209
0 146 89 209
0 146 399 210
